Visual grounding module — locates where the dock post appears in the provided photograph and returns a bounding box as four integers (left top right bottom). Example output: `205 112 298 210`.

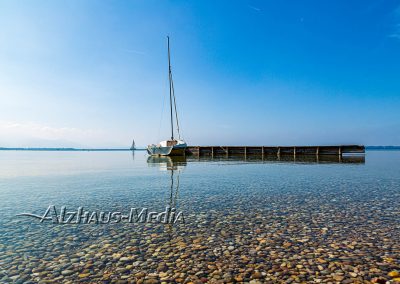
293 147 296 158
226 147 229 157
338 146 342 156
277 147 281 158
244 147 247 158
261 146 264 159
211 146 214 158
316 146 319 156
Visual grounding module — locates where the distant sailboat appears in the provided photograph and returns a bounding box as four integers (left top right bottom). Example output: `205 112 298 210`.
130 139 136 150
147 36 187 156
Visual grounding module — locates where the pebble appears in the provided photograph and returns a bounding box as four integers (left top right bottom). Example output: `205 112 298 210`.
389 271 400 278
61 270 74 276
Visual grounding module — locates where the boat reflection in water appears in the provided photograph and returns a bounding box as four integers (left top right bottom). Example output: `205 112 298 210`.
147 156 187 171
147 156 187 237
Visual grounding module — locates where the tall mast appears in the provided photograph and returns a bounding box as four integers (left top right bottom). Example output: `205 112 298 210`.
167 36 174 140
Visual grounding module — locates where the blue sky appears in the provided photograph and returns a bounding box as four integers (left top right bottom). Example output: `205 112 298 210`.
0 0 399 147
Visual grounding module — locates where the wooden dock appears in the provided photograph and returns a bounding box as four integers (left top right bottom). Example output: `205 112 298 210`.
185 145 365 157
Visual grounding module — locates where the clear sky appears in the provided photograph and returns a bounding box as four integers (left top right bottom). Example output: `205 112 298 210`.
0 0 399 148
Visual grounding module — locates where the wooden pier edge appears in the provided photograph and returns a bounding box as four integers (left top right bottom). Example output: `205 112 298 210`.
185 145 365 157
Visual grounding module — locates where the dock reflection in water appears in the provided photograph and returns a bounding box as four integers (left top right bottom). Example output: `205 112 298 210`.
147 154 364 166
185 154 365 164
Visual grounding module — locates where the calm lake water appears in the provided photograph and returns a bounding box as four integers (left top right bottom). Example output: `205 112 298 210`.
0 150 399 283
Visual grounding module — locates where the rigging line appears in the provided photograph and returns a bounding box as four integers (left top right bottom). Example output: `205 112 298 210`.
170 75 181 140
157 76 168 142
169 68 174 140
167 36 174 140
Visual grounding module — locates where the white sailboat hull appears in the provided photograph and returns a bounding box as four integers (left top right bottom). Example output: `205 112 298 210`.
147 140 187 156
147 146 173 156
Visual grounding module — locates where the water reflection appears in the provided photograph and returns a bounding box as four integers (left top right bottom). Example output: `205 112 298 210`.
147 156 186 209
146 154 364 169
147 156 187 170
147 156 187 237
186 154 365 164
145 154 364 238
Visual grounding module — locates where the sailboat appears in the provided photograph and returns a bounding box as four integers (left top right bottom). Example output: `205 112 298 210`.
147 36 187 156
130 139 135 150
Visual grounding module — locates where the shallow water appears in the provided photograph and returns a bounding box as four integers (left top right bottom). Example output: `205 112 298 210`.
0 150 399 283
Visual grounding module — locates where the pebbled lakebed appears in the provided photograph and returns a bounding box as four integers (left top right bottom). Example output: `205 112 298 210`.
0 150 399 283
